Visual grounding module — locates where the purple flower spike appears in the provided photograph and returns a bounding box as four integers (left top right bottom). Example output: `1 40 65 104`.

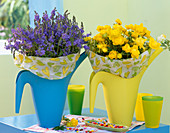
34 13 40 21
5 7 91 58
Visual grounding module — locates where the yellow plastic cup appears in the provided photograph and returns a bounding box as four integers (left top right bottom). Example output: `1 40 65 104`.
142 96 163 128
135 93 153 121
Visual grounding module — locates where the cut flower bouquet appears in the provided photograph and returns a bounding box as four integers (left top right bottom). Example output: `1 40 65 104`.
5 8 90 79
85 19 170 78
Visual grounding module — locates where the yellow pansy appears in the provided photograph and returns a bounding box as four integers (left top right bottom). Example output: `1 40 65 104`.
100 30 107 35
131 49 140 59
112 36 125 45
108 50 117 59
96 25 104 32
115 18 122 25
135 37 146 48
102 47 108 53
117 53 122 59
149 37 161 49
84 37 91 41
122 43 131 53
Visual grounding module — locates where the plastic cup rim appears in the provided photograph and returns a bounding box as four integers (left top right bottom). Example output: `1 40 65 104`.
68 85 85 90
142 96 163 101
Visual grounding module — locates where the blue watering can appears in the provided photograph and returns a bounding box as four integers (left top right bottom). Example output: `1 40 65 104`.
15 52 87 128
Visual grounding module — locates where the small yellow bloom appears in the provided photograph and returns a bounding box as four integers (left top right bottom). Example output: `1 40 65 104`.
109 29 121 38
131 49 140 59
115 18 122 25
104 25 111 30
125 24 134 30
93 34 104 42
112 36 125 45
96 25 104 32
113 24 123 31
117 53 122 59
135 37 146 48
70 118 78 127
84 37 91 42
132 45 138 50
108 50 117 59
131 32 139 38
122 43 131 53
97 44 103 49
149 37 161 49
102 47 108 53
145 30 151 38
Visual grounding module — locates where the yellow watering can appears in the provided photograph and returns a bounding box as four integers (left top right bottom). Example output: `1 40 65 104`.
89 48 163 126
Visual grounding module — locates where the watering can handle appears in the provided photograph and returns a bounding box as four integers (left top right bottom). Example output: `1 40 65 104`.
15 70 33 113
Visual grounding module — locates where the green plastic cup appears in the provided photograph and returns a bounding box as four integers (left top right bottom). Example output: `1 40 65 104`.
142 96 163 128
67 85 85 115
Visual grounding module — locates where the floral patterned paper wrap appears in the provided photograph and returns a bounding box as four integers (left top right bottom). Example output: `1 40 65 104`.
87 50 154 78
14 53 80 80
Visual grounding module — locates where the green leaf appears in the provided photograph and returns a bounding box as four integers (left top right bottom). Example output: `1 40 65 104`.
47 62 54 67
53 65 61 72
67 54 74 61
36 72 43 77
103 64 111 68
55 72 62 77
37 60 45 66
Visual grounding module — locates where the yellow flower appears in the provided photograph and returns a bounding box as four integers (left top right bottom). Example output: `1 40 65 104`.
109 29 121 38
102 47 108 53
131 45 138 50
134 23 145 35
122 43 131 53
149 37 161 49
117 53 122 59
104 25 111 30
108 50 117 59
100 30 107 35
135 37 146 48
113 24 123 31
84 37 91 42
112 36 125 45
145 30 151 38
131 49 140 59
125 24 134 30
93 34 104 42
115 18 122 25
70 118 78 127
97 44 103 49
96 25 104 32
131 32 139 38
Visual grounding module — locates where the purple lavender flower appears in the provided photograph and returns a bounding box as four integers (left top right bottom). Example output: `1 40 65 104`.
5 8 91 58
34 13 40 21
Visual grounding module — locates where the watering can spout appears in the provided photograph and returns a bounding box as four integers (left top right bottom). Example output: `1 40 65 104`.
15 70 31 113
71 51 87 77
137 47 163 79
